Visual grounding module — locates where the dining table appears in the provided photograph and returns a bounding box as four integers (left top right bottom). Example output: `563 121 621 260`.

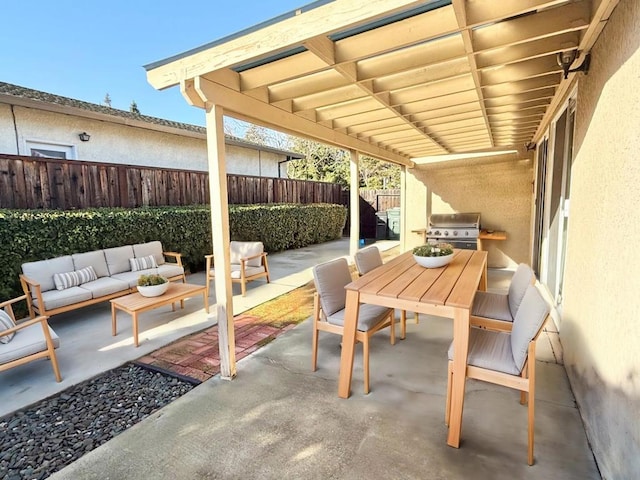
337 248 488 448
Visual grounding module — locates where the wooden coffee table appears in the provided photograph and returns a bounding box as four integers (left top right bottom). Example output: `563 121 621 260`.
111 282 208 347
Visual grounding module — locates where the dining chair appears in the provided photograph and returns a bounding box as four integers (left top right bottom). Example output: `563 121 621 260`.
312 257 395 394
471 263 535 329
0 295 62 382
353 245 408 338
445 284 550 465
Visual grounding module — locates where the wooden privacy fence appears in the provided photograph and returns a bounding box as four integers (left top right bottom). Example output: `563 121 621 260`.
0 154 344 209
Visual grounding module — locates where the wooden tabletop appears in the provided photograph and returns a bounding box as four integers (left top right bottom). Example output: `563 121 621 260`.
111 282 205 311
347 249 487 310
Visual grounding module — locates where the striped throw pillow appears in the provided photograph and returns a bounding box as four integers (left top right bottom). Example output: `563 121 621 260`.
53 266 98 290
130 255 158 272
0 310 17 344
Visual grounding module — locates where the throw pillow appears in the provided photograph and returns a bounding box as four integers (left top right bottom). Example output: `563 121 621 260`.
130 255 158 272
0 310 16 344
53 266 98 290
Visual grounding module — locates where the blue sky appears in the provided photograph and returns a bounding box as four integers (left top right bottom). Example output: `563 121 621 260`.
1 0 306 128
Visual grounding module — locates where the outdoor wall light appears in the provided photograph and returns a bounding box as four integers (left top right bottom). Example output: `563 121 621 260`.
78 132 91 142
557 50 591 79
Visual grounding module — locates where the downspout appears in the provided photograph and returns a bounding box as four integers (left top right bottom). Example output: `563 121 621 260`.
10 105 20 154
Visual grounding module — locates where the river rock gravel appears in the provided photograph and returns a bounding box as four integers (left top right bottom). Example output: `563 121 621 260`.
0 364 196 480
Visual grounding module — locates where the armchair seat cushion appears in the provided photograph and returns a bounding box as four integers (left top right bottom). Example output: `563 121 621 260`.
230 265 266 279
448 327 520 375
472 291 513 322
0 323 60 364
327 304 394 332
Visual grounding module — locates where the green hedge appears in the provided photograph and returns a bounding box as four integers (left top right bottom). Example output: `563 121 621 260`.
0 203 346 302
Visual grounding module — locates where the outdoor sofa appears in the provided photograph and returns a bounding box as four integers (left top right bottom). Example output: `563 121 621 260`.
20 241 186 318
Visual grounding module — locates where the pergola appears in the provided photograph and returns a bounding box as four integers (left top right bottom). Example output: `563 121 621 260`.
144 0 617 380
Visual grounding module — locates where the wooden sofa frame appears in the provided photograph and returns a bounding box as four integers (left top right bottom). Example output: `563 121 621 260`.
20 251 185 319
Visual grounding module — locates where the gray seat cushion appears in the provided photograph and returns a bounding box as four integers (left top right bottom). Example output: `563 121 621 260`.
472 291 513 321
327 304 393 332
79 277 130 298
157 264 185 279
354 246 383 275
36 287 92 311
212 265 265 280
112 269 157 288
448 327 521 375
0 322 60 364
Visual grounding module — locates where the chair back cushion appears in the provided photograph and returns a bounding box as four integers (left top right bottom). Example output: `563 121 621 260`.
510 285 550 371
230 242 264 267
312 258 352 316
508 263 535 317
354 246 383 275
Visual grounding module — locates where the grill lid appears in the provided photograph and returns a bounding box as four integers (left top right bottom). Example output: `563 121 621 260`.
429 213 480 229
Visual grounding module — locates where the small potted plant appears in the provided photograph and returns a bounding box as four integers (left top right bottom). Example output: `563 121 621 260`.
136 274 169 297
412 242 454 268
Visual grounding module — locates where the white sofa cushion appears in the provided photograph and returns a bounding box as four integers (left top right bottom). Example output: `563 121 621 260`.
104 246 135 275
112 269 158 288
79 277 130 298
72 250 110 278
157 264 184 279
133 241 166 266
22 256 74 293
35 287 92 311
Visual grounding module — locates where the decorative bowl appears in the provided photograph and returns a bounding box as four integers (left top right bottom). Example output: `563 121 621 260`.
137 282 169 297
413 253 454 269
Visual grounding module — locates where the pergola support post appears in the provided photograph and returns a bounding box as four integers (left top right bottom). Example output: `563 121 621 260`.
349 150 360 258
205 103 236 380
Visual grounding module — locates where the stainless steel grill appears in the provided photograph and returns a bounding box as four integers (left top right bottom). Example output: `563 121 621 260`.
426 213 480 250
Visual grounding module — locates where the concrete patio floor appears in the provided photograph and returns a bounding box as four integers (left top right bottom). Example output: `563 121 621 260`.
2 238 598 479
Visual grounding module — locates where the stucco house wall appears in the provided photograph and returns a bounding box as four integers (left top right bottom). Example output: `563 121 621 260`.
0 84 300 177
559 0 640 477
404 153 533 269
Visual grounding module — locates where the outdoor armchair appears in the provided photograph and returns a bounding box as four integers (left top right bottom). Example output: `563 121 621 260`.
353 245 408 338
0 295 61 382
205 241 270 297
312 257 395 394
445 285 550 465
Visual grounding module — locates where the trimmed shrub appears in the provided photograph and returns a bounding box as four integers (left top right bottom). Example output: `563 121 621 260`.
0 203 346 302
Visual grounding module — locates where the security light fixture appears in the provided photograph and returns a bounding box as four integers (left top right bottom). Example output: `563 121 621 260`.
79 132 91 142
557 50 591 79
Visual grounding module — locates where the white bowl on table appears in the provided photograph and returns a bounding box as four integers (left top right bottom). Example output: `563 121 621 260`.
413 253 454 268
137 282 169 297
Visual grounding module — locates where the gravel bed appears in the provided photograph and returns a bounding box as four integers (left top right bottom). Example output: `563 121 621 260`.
0 364 196 480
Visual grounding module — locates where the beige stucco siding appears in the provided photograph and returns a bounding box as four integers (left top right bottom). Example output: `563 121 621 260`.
0 104 19 154
0 105 291 177
560 0 640 477
405 154 533 268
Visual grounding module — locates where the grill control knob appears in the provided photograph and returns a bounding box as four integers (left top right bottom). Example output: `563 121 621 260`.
453 231 458 236
444 231 449 236
434 230 440 236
